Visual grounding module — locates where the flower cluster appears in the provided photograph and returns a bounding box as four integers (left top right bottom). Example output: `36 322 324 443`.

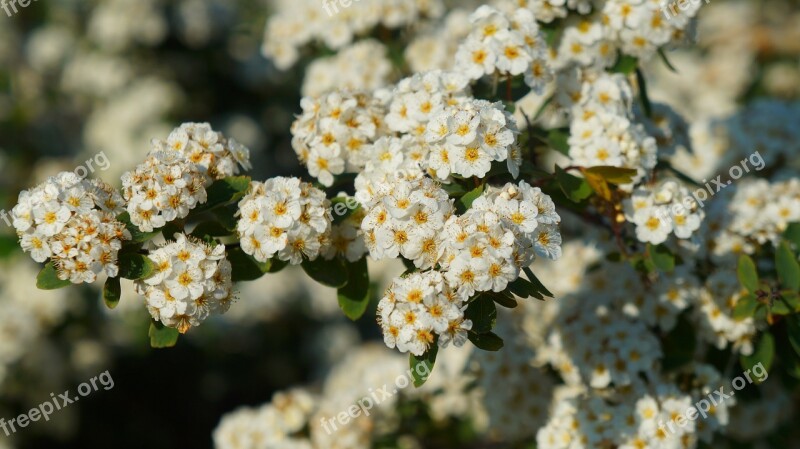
360 175 454 269
135 233 233 333
693 270 757 356
565 70 658 188
303 39 393 98
624 179 705 244
236 177 332 265
425 98 521 179
262 0 445 70
12 172 130 284
454 6 552 92
122 123 251 232
377 271 471 356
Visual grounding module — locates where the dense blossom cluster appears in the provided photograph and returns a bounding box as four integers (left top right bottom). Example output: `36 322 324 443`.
12 172 130 284
261 0 446 69
565 71 658 188
455 6 552 92
377 271 471 356
624 179 705 244
136 233 234 333
302 39 393 98
122 123 251 232
237 177 333 265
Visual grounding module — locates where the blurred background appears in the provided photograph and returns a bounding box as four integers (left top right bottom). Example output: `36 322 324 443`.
1 0 799 448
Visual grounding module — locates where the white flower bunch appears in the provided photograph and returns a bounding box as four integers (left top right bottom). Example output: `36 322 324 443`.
135 233 233 334
12 172 130 284
624 179 705 245
302 39 393 98
360 175 454 269
323 196 367 263
150 122 252 180
725 179 800 246
424 98 521 179
122 123 252 232
377 270 471 356
386 70 471 137
693 270 757 356
262 0 446 70
566 71 658 188
236 177 332 265
454 6 553 93
405 9 474 73
291 91 389 187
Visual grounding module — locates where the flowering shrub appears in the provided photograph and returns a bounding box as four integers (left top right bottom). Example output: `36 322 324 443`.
4 0 800 448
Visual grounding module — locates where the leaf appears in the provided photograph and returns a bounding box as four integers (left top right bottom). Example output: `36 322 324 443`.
212 203 240 231
331 197 362 225
119 253 157 280
583 166 639 185
36 262 71 290
740 332 775 378
488 291 518 308
648 244 676 273
337 257 370 321
785 223 800 249
197 176 251 212
612 54 638 75
103 277 122 310
523 267 554 298
0 234 18 258
547 129 570 156
657 48 679 73
635 68 653 118
582 170 613 201
302 257 349 288
410 345 438 387
737 255 759 293
781 291 800 311
776 241 800 291
555 166 592 203
456 184 485 214
226 247 272 282
191 221 234 240
732 294 758 320
468 331 504 351
465 295 498 334
148 321 179 349
117 212 161 243
788 316 800 357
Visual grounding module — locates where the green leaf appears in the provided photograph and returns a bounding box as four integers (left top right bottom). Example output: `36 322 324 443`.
523 267 554 299
555 166 592 203
337 257 370 321
302 257 349 288
457 184 485 214
487 291 518 308
103 276 122 309
197 176 251 212
547 129 570 156
212 203 241 231
36 262 71 290
226 247 272 282
465 295 497 334
784 223 800 249
737 255 759 293
583 166 639 185
148 321 179 349
119 253 156 280
331 197 362 225
781 291 800 311
468 331 504 351
657 48 679 73
410 345 438 387
776 241 800 291
732 294 758 320
787 316 800 357
635 68 653 118
117 212 161 243
740 332 775 379
612 54 638 75
191 221 234 240
648 244 676 273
